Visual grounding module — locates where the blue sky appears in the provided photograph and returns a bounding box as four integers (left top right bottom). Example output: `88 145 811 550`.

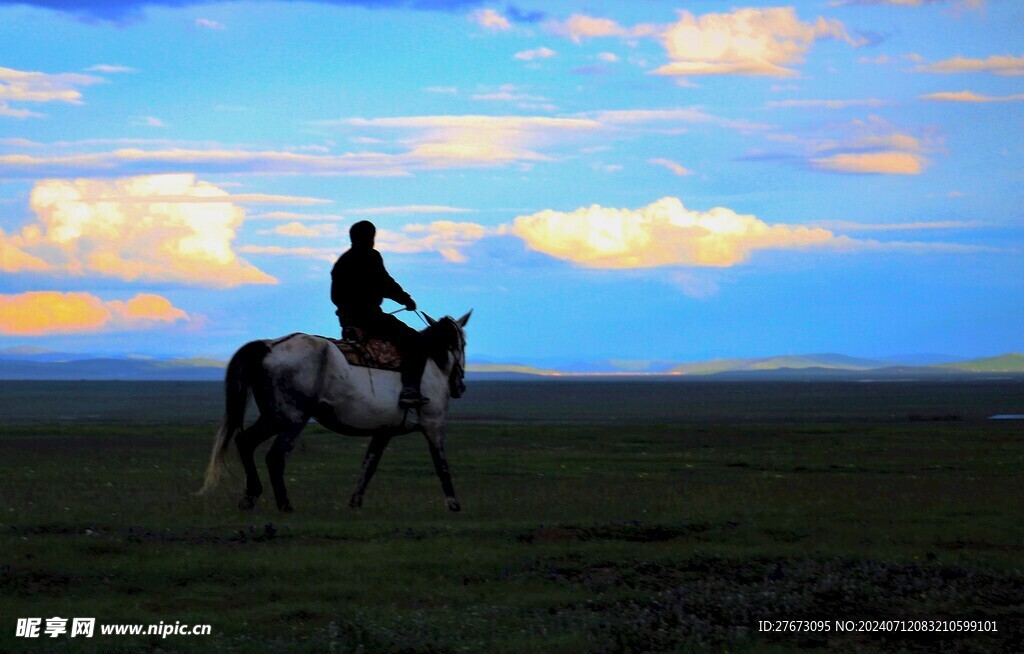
0 0 1021 363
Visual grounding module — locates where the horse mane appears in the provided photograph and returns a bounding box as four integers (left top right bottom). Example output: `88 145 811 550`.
422 317 461 370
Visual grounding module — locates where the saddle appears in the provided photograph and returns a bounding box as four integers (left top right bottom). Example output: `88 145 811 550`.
331 327 402 371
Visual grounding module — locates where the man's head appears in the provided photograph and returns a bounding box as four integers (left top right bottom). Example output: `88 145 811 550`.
349 220 376 249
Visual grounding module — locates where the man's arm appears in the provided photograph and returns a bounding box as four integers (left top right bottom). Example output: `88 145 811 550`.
374 251 414 308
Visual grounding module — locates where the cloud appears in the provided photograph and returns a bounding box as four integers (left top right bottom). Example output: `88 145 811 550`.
0 66 104 118
1 107 764 178
831 0 984 8
0 291 189 336
0 229 50 272
648 158 692 176
597 52 619 63
920 90 1024 102
195 18 225 29
378 221 494 263
511 197 992 269
588 108 770 133
514 47 557 61
0 103 44 119
1 174 275 287
470 8 511 31
766 98 887 109
269 221 340 238
512 197 839 268
133 116 166 128
343 114 602 165
918 54 1024 76
654 7 858 78
348 205 473 215
758 116 938 175
548 14 658 43
10 0 490 22
810 151 926 174
815 220 984 231
242 220 494 263
85 64 135 74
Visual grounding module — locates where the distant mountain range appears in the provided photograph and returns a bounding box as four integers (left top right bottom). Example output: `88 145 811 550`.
1 347 1022 381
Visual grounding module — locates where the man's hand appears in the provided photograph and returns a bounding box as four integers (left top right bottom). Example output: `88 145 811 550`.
404 297 417 311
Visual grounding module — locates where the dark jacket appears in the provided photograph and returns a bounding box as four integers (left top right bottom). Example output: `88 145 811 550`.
331 247 411 325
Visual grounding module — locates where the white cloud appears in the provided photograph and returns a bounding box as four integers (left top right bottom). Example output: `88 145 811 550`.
0 291 189 336
649 158 692 176
816 220 983 231
133 116 166 128
1 174 275 287
547 14 658 44
242 220 495 264
918 54 1024 76
270 221 340 238
0 107 766 178
514 47 557 61
654 7 859 78
470 9 511 31
195 18 225 30
512 197 839 268
348 205 473 216
0 66 104 118
766 98 887 109
85 64 135 74
598 52 620 63
511 197 992 269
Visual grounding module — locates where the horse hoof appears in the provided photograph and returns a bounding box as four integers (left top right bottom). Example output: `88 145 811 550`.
348 496 362 510
447 498 461 512
278 503 293 513
238 496 256 511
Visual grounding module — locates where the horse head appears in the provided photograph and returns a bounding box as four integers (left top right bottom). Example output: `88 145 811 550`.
423 310 471 398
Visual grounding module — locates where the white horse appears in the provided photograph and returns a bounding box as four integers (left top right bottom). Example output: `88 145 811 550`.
198 312 470 512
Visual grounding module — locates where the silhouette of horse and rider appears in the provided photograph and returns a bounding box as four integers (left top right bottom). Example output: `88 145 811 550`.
199 221 471 512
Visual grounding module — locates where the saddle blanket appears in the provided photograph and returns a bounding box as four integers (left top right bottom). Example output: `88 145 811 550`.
331 336 402 371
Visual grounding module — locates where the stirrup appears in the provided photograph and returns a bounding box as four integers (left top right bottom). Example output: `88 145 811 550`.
399 388 429 409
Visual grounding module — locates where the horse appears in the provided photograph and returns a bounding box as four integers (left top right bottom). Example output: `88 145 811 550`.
198 311 470 512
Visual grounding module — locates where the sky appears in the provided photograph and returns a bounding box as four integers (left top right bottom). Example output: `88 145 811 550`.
0 0 1021 365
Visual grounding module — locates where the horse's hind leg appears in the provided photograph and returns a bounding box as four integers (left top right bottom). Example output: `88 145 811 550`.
266 427 303 512
349 434 392 509
236 417 276 510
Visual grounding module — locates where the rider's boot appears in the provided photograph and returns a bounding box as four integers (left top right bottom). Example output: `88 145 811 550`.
399 385 429 409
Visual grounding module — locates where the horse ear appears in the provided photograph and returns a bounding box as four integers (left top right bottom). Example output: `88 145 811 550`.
457 310 472 327
423 313 438 326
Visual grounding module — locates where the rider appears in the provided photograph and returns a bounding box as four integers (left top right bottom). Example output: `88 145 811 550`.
331 221 429 409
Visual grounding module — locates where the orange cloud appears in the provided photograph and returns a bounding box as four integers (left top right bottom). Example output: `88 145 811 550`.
920 91 1024 102
0 291 189 336
918 54 1024 76
810 151 926 175
1 174 275 287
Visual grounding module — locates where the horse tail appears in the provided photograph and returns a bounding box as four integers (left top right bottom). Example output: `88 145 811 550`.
197 340 271 495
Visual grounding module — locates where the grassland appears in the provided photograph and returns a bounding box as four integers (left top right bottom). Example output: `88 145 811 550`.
1 380 1022 653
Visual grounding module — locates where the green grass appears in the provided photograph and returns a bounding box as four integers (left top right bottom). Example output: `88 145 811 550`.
1 381 1023 652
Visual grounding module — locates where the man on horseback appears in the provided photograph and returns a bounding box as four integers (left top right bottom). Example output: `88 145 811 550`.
331 220 429 409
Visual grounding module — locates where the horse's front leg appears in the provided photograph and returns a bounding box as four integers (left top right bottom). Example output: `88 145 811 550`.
424 426 460 512
349 434 391 509
266 427 303 512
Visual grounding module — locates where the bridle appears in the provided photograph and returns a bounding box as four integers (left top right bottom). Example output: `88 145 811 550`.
444 318 467 399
